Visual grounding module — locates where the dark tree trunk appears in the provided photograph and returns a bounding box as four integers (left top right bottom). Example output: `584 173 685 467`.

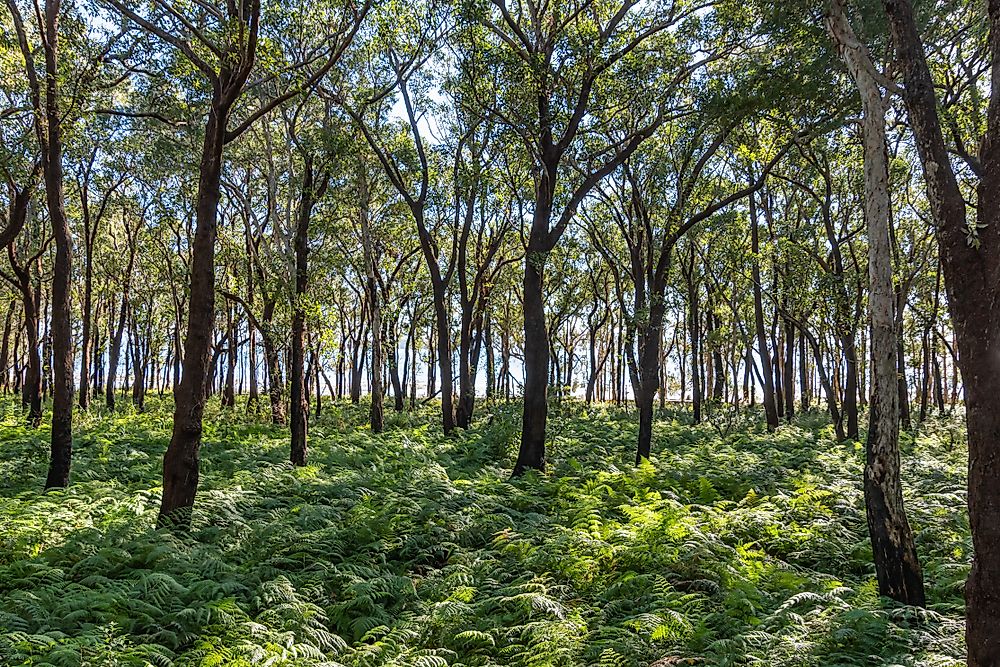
685 251 702 424
426 322 435 399
247 320 259 413
221 304 236 408
130 313 146 411
21 284 42 426
513 231 549 475
634 301 666 464
799 333 811 411
358 175 384 433
389 336 405 412
0 300 13 394
841 334 860 439
456 312 476 428
879 0 998 655
106 294 128 412
895 287 911 430
782 316 795 421
430 283 454 431
932 345 944 414
79 237 94 410
291 157 322 464
37 0 73 489
801 324 844 441
751 192 779 430
158 103 228 527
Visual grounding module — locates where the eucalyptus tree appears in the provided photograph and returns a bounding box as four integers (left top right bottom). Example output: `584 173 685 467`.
825 0 924 606
874 0 997 658
5 0 76 488
105 200 142 412
466 0 710 475
221 149 292 426
72 133 130 411
284 102 332 465
748 183 780 430
445 111 522 427
101 0 368 527
0 41 41 422
587 115 790 463
329 141 404 432
776 143 864 440
0 211 47 426
330 0 466 434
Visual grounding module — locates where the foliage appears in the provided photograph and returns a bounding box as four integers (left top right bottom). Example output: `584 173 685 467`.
0 398 967 666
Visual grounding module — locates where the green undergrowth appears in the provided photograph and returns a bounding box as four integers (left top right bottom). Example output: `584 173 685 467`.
0 397 969 666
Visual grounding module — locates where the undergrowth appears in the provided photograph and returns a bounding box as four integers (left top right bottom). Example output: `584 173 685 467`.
0 397 969 666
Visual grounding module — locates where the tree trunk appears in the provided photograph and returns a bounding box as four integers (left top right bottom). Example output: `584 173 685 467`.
106 294 128 411
291 157 319 464
634 301 665 463
78 239 94 410
358 176 384 434
0 300 13 394
456 308 476 428
221 304 236 408
685 251 702 424
21 287 42 426
829 0 925 605
799 333 811 411
38 0 73 489
751 192 780 430
158 104 227 527
263 327 286 424
514 235 550 475
782 315 795 421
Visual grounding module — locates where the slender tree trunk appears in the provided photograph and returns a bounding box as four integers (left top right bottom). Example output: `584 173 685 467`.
358 177 384 434
389 336 405 412
426 322 436 398
842 333 860 439
828 0 925 605
78 241 94 409
485 311 496 402
221 304 236 408
0 300 13 394
751 192 779 430
22 289 42 426
263 325 286 424
685 252 702 424
36 0 73 489
130 313 147 411
106 294 128 411
635 301 665 463
456 307 476 428
782 315 795 421
799 333 811 411
291 157 320 464
158 104 228 527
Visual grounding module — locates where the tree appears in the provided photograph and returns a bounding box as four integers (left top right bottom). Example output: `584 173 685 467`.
104 0 368 527
879 0 998 659
468 0 687 474
827 0 924 606
6 0 75 488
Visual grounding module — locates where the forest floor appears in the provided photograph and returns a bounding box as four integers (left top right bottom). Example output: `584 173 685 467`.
0 397 969 666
